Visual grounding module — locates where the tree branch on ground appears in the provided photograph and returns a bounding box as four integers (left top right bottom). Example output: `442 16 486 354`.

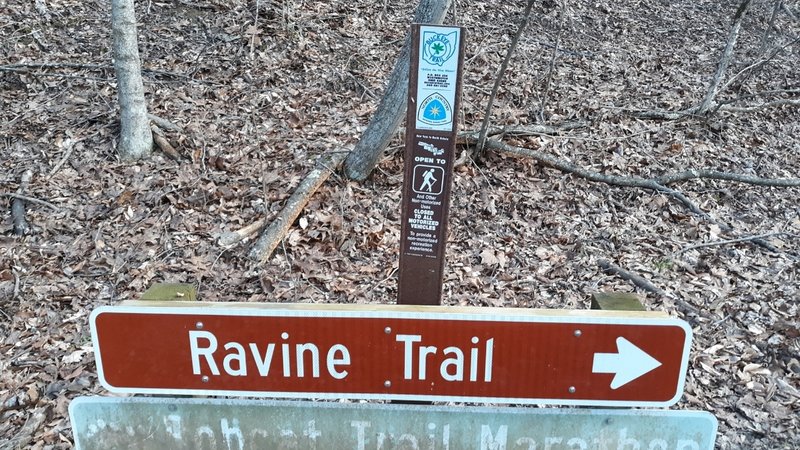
482 138 713 221
657 169 800 187
150 124 181 161
597 259 701 316
148 113 183 132
2 193 62 212
676 232 798 255
218 217 268 247
47 137 75 178
342 0 452 181
758 0 784 53
478 137 800 226
474 0 536 159
10 170 33 236
718 36 800 95
248 152 348 264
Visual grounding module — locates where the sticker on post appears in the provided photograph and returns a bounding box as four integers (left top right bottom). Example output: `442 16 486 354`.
422 30 458 66
417 93 452 129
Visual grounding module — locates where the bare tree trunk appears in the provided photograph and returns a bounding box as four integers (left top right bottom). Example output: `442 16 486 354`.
697 0 753 114
342 0 452 181
112 0 152 160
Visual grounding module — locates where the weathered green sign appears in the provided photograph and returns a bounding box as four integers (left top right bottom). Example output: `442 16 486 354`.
70 397 717 449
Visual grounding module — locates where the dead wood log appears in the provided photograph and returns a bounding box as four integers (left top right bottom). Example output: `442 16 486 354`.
11 170 33 236
719 98 800 112
597 259 667 297
483 137 800 206
342 0 452 181
150 124 182 161
3 193 61 211
483 138 713 220
657 169 800 187
218 217 267 247
47 137 76 178
148 113 183 133
249 152 347 264
758 0 784 53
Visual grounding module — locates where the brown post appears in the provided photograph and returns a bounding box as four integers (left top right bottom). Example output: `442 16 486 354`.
398 24 465 305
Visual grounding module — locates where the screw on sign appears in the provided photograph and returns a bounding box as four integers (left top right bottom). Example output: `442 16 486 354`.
90 304 692 407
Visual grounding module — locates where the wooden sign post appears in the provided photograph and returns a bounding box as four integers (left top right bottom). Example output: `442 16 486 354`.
398 24 465 305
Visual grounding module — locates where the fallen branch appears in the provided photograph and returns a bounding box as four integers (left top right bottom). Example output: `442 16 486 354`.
676 232 797 254
697 0 753 114
598 259 701 316
598 259 667 297
148 113 183 132
657 169 800 187
536 1 565 123
48 137 76 178
484 138 800 221
249 152 348 264
483 138 713 221
758 0 784 53
11 171 33 236
719 98 800 112
218 217 267 247
721 35 800 94
2 193 61 211
150 124 182 161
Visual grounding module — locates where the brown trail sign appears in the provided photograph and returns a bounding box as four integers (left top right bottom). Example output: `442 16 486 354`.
90 302 691 407
398 24 465 305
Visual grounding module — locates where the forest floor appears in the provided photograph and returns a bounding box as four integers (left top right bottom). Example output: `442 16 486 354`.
1 0 799 448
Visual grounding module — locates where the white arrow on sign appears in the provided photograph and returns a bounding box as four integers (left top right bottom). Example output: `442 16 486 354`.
592 337 662 389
